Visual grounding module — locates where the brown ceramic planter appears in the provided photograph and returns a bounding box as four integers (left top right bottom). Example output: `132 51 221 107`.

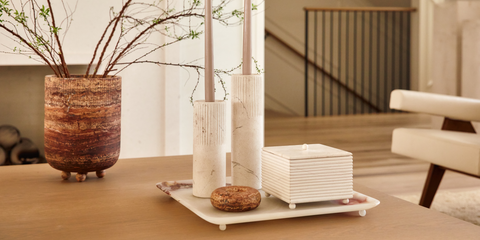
44 75 121 181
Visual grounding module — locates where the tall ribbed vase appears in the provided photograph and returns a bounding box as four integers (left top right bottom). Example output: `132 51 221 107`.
192 100 226 198
231 74 264 189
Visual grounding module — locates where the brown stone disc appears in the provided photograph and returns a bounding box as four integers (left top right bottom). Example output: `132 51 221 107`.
210 186 261 212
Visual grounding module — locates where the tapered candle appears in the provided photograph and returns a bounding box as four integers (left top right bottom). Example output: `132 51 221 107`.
205 0 215 102
242 0 253 75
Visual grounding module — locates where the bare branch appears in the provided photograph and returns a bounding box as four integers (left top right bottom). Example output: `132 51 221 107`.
46 0 69 77
0 23 60 76
0 0 259 82
92 0 134 77
85 17 116 77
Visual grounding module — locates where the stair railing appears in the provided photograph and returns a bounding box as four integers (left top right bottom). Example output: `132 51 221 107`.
304 7 416 117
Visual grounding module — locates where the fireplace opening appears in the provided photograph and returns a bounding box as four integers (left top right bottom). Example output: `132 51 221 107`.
0 65 88 166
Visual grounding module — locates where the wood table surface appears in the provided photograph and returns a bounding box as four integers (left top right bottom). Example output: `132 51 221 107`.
1 155 480 240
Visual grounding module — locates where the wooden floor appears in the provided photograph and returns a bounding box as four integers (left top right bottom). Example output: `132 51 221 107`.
264 112 480 197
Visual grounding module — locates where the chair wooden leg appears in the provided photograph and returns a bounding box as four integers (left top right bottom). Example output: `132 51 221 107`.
419 164 445 208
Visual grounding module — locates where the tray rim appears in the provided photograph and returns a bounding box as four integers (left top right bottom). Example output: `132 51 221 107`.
156 179 380 227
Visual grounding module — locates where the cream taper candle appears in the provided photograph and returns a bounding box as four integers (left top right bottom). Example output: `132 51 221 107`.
205 0 215 102
242 0 252 75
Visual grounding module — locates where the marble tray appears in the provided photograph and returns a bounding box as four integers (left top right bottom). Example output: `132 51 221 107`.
156 179 380 231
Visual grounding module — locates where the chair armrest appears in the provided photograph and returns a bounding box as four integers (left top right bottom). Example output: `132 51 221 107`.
390 90 480 122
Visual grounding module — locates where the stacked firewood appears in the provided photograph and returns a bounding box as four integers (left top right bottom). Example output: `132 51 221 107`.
0 125 43 165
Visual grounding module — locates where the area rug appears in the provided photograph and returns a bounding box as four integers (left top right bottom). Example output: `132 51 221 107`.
395 190 480 226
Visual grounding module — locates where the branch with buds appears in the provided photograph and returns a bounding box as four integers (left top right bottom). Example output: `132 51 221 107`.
0 0 247 78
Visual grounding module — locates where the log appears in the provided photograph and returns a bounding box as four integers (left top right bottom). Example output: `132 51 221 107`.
0 125 21 150
10 138 40 165
0 146 5 166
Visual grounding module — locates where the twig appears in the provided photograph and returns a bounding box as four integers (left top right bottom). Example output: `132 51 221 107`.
116 60 242 103
101 11 204 77
92 0 134 77
85 18 116 77
47 0 69 77
0 0 257 80
0 23 61 76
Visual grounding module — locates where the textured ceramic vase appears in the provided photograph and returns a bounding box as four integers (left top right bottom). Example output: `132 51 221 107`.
192 100 226 198
44 75 121 182
231 74 264 189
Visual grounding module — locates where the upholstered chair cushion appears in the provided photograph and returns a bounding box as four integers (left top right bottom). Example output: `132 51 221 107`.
392 128 480 176
390 90 480 122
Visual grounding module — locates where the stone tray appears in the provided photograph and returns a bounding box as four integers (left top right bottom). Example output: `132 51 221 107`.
156 180 380 231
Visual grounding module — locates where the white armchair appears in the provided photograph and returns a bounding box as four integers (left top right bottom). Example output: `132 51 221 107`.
389 90 480 208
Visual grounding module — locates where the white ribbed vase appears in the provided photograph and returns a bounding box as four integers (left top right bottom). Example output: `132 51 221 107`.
231 74 264 189
193 100 226 198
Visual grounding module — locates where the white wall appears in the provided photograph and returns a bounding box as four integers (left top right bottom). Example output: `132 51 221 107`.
458 1 480 100
410 0 480 130
414 0 480 96
0 0 265 158
429 0 458 96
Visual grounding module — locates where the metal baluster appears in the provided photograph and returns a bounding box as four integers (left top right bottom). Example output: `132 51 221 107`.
384 11 388 112
407 12 411 90
376 11 380 112
369 11 373 113
361 12 365 113
346 12 350 115
322 11 326 116
399 11 403 91
353 11 357 114
391 12 396 113
338 11 342 115
314 11 318 116
305 10 309 117
330 11 334 116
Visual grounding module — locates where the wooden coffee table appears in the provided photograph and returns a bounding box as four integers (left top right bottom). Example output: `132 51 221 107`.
1 155 479 239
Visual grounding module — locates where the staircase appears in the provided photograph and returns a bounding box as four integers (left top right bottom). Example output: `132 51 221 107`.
264 0 413 117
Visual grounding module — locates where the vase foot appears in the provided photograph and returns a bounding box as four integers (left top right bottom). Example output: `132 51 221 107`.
61 171 71 180
76 173 87 182
96 170 106 178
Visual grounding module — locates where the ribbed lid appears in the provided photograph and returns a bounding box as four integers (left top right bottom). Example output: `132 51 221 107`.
262 144 352 160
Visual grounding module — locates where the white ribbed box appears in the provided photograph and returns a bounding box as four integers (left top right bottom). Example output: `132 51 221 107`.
262 144 353 209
